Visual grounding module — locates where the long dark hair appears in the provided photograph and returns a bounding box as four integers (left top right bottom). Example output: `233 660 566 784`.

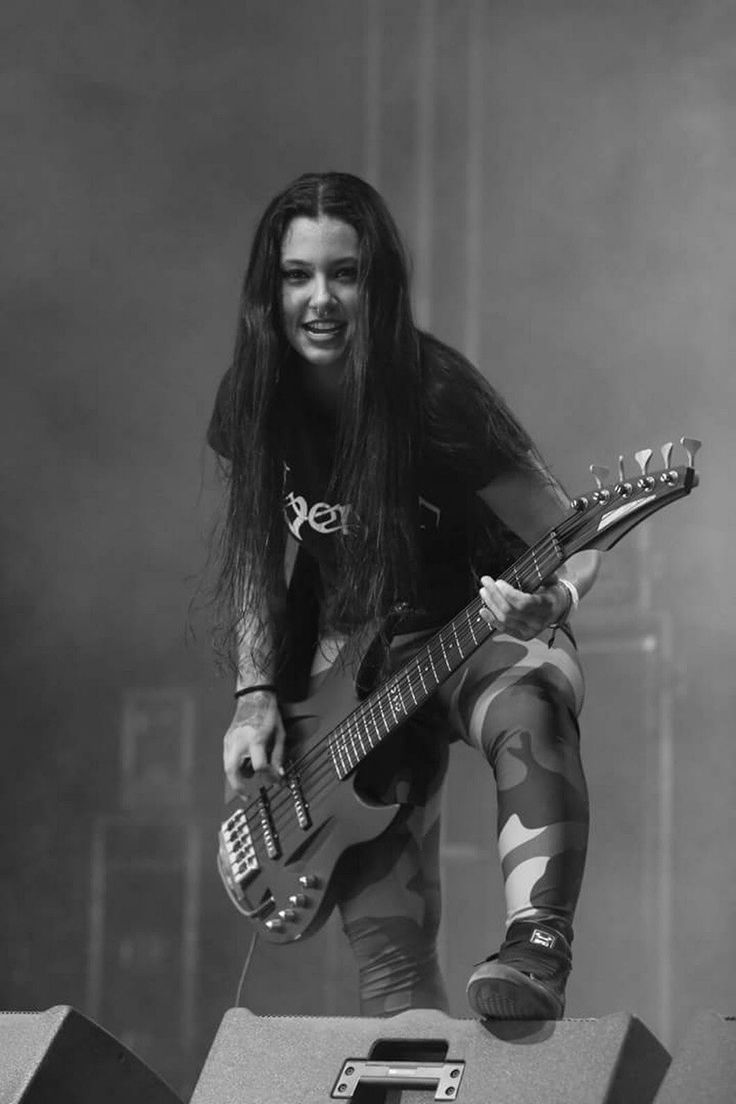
212 171 544 672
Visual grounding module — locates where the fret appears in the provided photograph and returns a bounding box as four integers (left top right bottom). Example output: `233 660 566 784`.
351 719 368 765
530 547 543 585
346 733 357 777
329 737 340 777
342 719 367 775
330 733 347 779
357 720 371 758
332 733 342 775
357 705 377 757
386 684 400 725
394 682 408 720
324 536 564 784
467 611 483 646
329 534 562 782
346 719 359 767
341 740 354 775
457 620 472 652
372 700 390 744
508 565 522 589
437 635 452 674
376 692 389 732
551 532 563 561
338 734 351 777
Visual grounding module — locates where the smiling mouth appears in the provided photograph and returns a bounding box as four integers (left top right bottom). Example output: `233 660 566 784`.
302 320 345 335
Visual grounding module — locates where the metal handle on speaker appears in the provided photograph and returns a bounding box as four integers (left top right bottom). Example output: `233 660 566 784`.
331 1058 465 1100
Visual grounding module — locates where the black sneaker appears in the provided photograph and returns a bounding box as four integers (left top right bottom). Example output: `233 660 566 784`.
466 919 572 1020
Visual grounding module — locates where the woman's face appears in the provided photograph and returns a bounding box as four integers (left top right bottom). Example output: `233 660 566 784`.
280 216 360 376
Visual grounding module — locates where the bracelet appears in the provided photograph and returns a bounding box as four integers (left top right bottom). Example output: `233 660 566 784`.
547 579 579 647
234 683 277 699
555 578 580 615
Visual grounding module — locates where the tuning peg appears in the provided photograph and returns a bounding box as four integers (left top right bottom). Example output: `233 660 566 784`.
615 456 634 497
589 464 610 490
680 437 701 468
660 442 673 469
634 449 653 476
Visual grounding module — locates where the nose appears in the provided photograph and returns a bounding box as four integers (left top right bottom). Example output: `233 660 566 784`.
310 277 336 315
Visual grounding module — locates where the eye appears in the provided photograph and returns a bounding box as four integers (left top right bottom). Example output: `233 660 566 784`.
282 268 309 284
334 266 358 283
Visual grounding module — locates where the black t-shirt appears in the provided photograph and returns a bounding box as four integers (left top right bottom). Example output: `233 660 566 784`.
207 345 528 634
281 410 525 630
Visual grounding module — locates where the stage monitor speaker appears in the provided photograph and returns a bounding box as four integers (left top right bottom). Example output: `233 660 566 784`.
0 1005 182 1103
190 1008 671 1104
653 1011 736 1103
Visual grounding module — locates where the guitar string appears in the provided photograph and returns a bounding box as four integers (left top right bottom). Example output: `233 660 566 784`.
229 523 575 860
231 606 499 863
227 472 689 874
292 525 569 778
238 532 554 817
285 470 678 814
256 469 685 845
286 526 565 781
226 606 489 848
226 525 572 856
226 525 571 856
225 470 691 924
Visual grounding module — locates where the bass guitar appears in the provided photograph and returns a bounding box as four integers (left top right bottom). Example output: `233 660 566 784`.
218 438 700 943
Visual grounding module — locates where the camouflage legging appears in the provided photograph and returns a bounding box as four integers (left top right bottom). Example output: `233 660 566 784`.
310 625 588 1016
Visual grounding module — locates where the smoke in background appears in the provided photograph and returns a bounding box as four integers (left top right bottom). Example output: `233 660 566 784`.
1 0 734 1090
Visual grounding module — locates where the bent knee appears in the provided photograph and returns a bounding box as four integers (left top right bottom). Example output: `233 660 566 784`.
457 669 580 763
343 915 447 1015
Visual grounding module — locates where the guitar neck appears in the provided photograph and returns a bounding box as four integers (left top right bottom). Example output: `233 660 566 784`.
327 443 700 779
328 529 565 779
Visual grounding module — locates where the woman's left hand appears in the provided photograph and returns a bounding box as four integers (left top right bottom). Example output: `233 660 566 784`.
478 575 567 641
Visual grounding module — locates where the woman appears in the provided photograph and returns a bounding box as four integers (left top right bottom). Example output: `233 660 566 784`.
208 171 599 1020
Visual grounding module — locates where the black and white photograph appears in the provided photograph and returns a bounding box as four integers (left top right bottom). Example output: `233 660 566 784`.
1 2 733 1100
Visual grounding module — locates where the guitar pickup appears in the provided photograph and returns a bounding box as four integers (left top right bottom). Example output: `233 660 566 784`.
285 763 311 830
257 789 281 860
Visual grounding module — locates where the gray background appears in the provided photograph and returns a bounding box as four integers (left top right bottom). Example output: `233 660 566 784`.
2 0 734 1094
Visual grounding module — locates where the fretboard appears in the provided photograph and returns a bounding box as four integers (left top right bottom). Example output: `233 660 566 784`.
328 527 565 779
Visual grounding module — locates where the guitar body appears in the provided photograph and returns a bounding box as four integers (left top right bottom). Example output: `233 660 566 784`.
218 441 699 944
219 643 400 944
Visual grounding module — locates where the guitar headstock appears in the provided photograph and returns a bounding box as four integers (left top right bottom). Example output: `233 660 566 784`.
561 437 700 556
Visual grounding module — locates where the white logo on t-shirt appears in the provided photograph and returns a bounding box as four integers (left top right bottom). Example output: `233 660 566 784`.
284 490 352 541
282 464 441 542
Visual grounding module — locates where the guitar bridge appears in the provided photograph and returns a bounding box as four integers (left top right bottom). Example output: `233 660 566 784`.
220 808 260 894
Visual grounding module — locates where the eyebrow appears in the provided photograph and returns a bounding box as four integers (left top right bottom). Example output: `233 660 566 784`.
280 255 358 266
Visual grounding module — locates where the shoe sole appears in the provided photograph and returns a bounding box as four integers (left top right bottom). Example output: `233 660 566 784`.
466 963 564 1021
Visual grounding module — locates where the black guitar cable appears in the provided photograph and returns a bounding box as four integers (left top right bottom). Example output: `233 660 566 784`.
234 930 259 1007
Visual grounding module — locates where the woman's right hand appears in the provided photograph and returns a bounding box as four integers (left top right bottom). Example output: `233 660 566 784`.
223 689 286 792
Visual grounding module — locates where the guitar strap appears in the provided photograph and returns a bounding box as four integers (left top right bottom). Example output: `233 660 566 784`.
275 541 322 699
354 606 409 699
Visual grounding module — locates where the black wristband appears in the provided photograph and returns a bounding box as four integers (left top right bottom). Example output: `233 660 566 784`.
234 683 277 699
